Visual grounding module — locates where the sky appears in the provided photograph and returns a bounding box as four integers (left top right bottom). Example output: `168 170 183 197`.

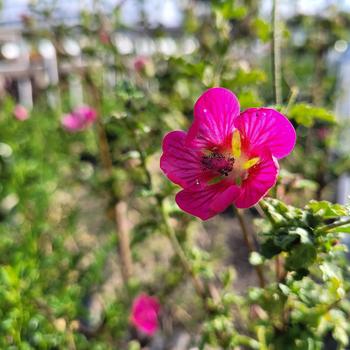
0 0 183 27
1 0 350 27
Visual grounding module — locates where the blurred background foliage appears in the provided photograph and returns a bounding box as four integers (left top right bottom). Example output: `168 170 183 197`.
1 0 350 349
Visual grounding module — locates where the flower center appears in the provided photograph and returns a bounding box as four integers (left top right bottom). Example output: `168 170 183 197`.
201 152 235 176
201 130 261 185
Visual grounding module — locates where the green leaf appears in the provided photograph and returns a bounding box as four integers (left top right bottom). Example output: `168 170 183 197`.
307 200 349 219
252 18 271 43
328 225 350 234
278 283 290 296
319 262 342 281
273 233 299 250
261 239 282 259
289 103 335 127
290 227 312 244
214 1 248 20
333 325 348 346
285 243 317 271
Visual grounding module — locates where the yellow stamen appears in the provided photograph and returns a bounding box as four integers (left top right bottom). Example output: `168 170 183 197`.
243 157 260 170
232 130 241 158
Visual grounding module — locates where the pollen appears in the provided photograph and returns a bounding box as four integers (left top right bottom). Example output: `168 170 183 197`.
201 153 235 176
232 130 241 158
243 157 260 170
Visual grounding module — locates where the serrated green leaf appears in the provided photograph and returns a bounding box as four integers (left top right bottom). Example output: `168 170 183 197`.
285 243 317 271
289 103 335 127
274 233 299 250
307 200 349 219
261 239 282 259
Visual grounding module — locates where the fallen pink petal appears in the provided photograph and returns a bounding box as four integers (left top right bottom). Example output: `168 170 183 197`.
160 87 296 220
131 294 160 336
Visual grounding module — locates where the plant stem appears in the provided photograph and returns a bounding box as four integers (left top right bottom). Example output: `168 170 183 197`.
235 334 260 349
283 86 299 114
96 119 113 174
115 201 133 283
320 218 350 232
159 199 206 298
234 207 265 288
256 326 268 350
275 255 281 281
88 80 133 285
272 0 282 106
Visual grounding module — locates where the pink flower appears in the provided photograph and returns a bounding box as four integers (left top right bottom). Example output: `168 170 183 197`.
98 29 111 45
61 106 97 132
131 294 160 336
13 105 29 121
160 87 296 220
133 56 149 72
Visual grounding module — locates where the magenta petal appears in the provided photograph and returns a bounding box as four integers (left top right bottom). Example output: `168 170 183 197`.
234 108 296 159
234 150 279 209
211 184 241 212
74 106 97 123
160 131 213 189
186 87 240 149
61 114 84 132
131 294 160 336
176 181 239 220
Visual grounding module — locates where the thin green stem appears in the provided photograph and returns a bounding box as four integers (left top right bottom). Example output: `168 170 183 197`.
272 0 282 106
283 86 299 114
235 334 260 349
159 199 206 298
234 207 265 288
256 326 268 350
319 218 350 233
88 79 133 285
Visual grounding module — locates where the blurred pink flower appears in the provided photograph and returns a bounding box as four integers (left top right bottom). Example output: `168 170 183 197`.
317 126 330 141
13 105 29 121
131 293 160 336
98 29 111 45
61 106 97 132
160 87 296 220
133 56 149 72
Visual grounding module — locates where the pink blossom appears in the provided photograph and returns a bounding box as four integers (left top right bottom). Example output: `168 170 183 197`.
98 29 111 45
13 105 29 121
133 56 149 72
61 106 97 132
131 294 160 336
160 87 296 220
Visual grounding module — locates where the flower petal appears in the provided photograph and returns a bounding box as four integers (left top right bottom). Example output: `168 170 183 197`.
74 106 97 123
176 181 240 220
61 114 84 132
131 294 160 336
211 184 241 213
186 87 240 149
160 131 214 189
234 150 279 208
234 108 296 159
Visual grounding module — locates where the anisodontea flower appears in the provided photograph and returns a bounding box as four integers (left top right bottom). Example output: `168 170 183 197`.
160 87 296 220
131 294 160 336
13 104 29 121
61 106 97 132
